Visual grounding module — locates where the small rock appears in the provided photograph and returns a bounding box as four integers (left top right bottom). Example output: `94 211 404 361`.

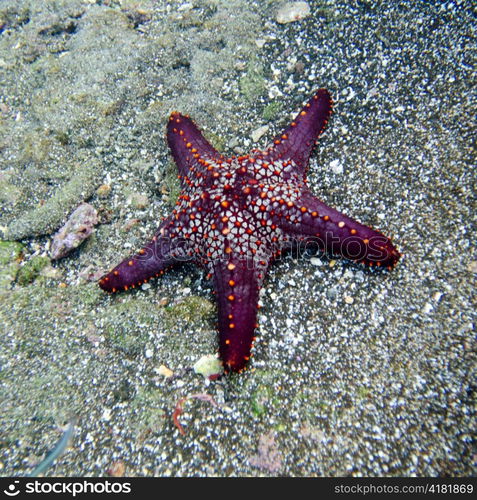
467 261 477 273
326 287 338 300
294 60 305 74
107 460 126 477
251 125 269 143
193 354 223 380
344 295 354 305
422 302 433 314
330 159 343 175
96 184 111 198
101 408 112 421
157 365 174 378
276 2 311 24
50 203 98 260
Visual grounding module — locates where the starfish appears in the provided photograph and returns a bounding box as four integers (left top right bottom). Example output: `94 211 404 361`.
99 89 400 372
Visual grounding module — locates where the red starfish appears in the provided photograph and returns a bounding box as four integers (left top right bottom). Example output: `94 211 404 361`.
99 89 400 372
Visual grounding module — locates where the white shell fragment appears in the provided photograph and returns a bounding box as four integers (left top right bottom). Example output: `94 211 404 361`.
193 354 224 379
50 203 98 260
276 2 311 24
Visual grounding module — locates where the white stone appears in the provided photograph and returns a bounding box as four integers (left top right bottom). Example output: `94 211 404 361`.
276 2 311 24
101 409 112 421
422 302 433 313
193 354 223 378
330 159 343 175
251 125 269 143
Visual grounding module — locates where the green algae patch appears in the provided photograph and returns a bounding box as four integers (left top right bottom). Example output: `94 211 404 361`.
0 241 24 287
76 282 103 307
250 384 275 417
0 282 101 341
244 370 282 418
22 132 55 164
0 282 105 446
239 58 267 103
0 241 24 266
262 101 283 122
16 256 50 286
0 173 22 205
3 155 101 241
158 160 181 208
129 385 167 436
102 298 162 356
163 296 215 324
204 131 227 153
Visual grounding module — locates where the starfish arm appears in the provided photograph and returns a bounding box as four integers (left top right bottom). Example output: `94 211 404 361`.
274 191 401 268
167 112 221 180
99 217 186 293
212 258 268 372
266 88 333 173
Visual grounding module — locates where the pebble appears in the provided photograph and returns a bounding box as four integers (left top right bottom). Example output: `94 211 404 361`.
50 203 98 260
193 354 223 380
101 409 112 421
107 461 126 477
157 365 173 378
330 159 343 175
251 125 269 142
467 261 477 273
344 295 354 305
96 184 111 198
422 303 433 314
276 2 311 24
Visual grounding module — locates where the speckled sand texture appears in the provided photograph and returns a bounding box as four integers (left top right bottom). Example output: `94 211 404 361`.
0 0 475 476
